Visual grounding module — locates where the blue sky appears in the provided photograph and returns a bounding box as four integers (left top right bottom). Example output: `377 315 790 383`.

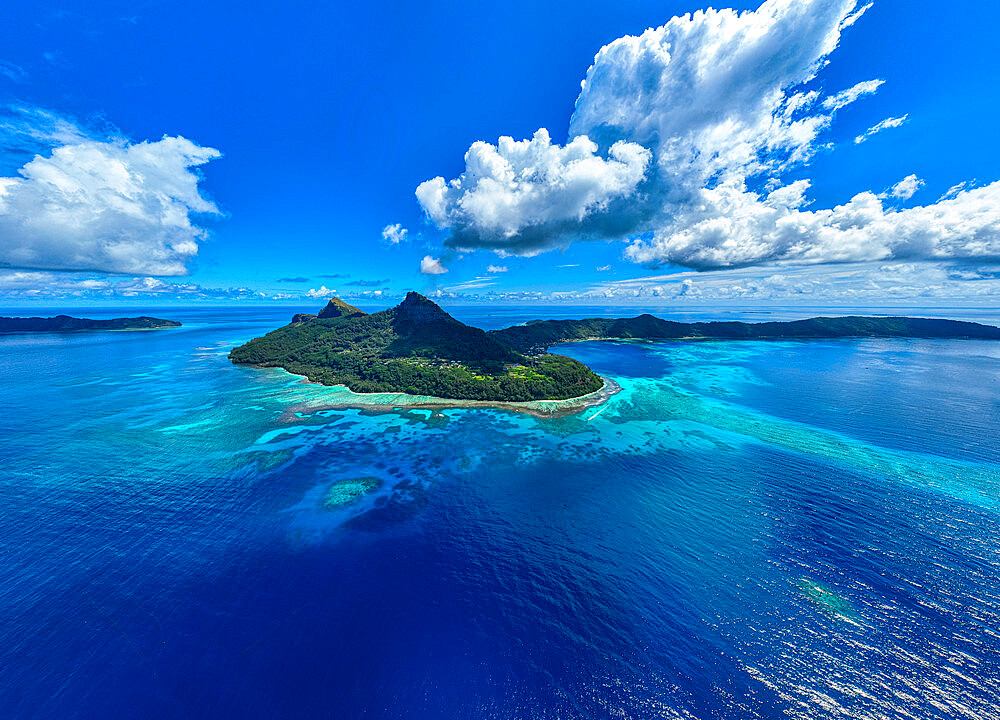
0 0 999 306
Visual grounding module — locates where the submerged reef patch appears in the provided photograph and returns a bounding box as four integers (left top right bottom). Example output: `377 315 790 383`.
801 578 856 621
323 476 382 509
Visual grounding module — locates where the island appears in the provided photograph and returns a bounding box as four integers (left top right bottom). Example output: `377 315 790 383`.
232 295 1000 404
0 315 182 333
229 293 604 401
489 314 1000 353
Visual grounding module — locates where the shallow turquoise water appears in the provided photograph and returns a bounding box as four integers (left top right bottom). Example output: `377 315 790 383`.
1 306 999 718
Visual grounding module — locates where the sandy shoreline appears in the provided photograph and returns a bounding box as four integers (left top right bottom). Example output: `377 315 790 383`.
282 372 621 419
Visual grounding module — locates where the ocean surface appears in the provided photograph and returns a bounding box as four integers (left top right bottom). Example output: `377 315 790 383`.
2 304 1000 719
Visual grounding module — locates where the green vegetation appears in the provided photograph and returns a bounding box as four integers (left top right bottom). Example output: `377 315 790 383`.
234 296 1000 403
0 315 181 333
316 297 365 319
490 314 1000 353
230 292 604 401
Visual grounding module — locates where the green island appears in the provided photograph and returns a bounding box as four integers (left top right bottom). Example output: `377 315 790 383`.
229 293 604 401
490 313 1000 353
231 295 1000 403
0 315 181 333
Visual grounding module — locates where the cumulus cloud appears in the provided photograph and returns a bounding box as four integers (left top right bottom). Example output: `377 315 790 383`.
567 0 870 185
416 129 650 255
381 222 408 244
420 255 448 275
486 264 508 273
419 0 870 257
305 285 337 298
855 114 908 143
414 0 1000 274
0 108 220 275
625 181 1000 269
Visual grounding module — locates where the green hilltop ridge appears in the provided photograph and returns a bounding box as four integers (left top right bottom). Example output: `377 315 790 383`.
490 314 1000 353
317 297 366 318
290 297 366 324
229 292 604 401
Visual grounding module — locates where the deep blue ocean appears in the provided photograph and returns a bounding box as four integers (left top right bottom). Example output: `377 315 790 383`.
2 304 1000 719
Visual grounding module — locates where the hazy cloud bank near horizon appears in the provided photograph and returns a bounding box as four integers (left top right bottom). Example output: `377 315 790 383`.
585 262 1000 303
0 269 262 300
415 0 1000 272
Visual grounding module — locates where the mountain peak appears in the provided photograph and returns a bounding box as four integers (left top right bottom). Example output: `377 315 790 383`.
393 292 451 324
399 291 434 306
317 297 366 319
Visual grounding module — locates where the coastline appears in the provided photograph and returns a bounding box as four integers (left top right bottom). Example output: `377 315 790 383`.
279 370 621 419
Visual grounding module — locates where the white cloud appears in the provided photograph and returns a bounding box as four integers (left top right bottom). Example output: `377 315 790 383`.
389 261 1000 304
114 277 200 296
444 277 497 291
590 261 1000 303
854 114 908 144
486 264 508 273
420 0 864 257
0 270 260 300
886 174 924 200
0 62 28 84
414 0 1000 275
416 128 650 254
567 0 863 186
0 109 220 275
596 265 612 272
764 179 812 209
938 182 970 202
840 2 873 29
305 285 337 298
381 222 408 244
420 255 448 275
821 79 883 111
0 106 88 157
625 180 1000 269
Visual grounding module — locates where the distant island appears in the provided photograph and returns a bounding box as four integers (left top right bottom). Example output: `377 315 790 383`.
232 296 1000 403
0 315 182 333
490 314 1000 353
229 293 604 401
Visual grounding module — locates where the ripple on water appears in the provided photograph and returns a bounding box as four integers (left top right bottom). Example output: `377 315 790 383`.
3 325 1000 718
